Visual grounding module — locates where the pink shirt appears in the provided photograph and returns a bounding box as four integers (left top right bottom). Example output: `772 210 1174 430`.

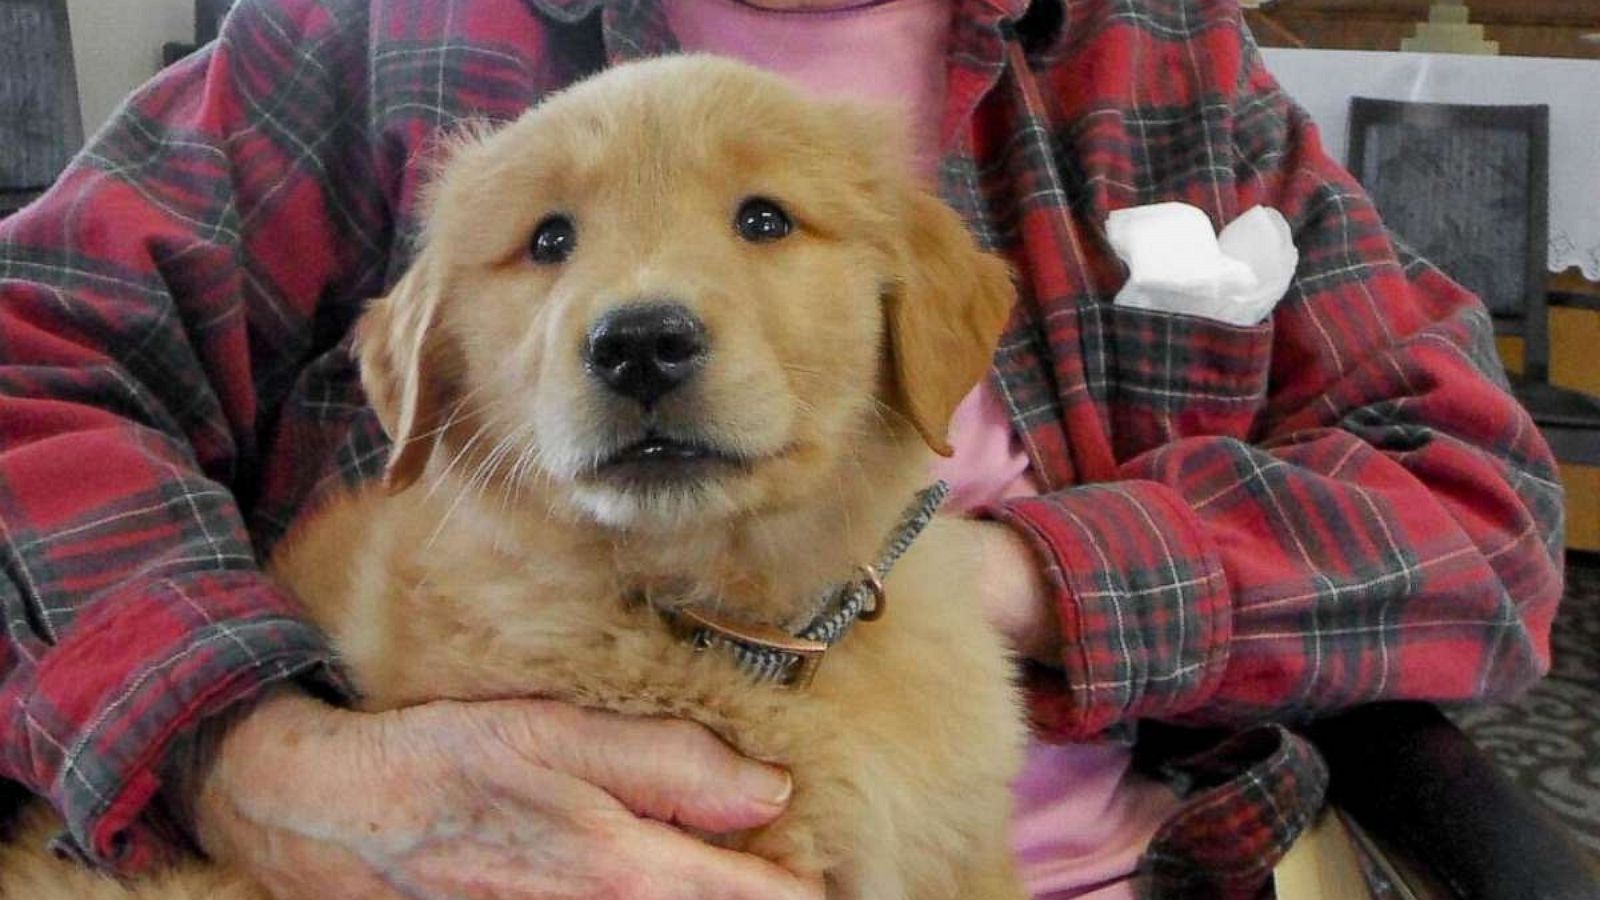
668 0 950 179
665 2 1180 895
933 390 1181 900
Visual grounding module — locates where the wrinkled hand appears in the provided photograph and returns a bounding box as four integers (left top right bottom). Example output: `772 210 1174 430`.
947 518 1061 664
194 691 822 900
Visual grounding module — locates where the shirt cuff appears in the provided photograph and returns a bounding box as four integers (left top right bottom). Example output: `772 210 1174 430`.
7 570 350 873
990 480 1233 739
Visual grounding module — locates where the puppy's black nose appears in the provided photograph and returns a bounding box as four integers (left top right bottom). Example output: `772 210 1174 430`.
584 303 708 407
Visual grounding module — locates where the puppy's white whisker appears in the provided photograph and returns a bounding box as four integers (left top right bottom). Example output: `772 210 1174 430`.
863 396 899 434
428 428 522 548
506 442 536 500
404 382 496 445
779 362 828 378
473 431 523 500
425 412 498 501
426 427 487 500
495 426 540 516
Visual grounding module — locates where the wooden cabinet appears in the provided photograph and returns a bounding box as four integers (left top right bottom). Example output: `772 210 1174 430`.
1498 272 1600 551
1560 462 1600 552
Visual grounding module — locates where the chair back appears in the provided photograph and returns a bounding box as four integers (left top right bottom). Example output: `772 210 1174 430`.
0 0 81 216
196 0 236 45
1347 98 1551 380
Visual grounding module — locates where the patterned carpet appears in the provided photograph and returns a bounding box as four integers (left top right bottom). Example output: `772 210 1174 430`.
1451 558 1600 855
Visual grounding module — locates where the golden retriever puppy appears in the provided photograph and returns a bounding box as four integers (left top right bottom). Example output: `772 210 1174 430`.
0 55 1026 899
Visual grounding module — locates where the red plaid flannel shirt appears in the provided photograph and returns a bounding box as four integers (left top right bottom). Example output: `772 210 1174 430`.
0 0 1562 895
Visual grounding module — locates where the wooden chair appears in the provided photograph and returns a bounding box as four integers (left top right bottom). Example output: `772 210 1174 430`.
1347 97 1600 470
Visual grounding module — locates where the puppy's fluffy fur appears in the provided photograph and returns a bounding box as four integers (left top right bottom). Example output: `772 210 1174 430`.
0 56 1026 899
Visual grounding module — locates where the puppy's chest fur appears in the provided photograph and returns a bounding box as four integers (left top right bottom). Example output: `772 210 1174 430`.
269 485 1027 899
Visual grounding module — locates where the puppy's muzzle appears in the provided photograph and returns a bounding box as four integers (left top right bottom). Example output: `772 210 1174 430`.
584 302 708 408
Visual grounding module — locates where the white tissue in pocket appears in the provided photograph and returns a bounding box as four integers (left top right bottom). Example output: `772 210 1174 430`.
1106 202 1298 327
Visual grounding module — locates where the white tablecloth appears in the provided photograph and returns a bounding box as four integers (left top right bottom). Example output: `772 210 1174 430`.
1261 48 1600 280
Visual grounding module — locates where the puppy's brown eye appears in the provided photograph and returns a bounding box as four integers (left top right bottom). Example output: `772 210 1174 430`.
735 198 792 243
530 215 577 264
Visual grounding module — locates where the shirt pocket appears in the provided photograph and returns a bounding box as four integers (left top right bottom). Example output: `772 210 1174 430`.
1104 304 1274 460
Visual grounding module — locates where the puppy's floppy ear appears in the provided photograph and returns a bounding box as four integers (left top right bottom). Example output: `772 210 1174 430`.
885 191 1017 456
356 249 453 493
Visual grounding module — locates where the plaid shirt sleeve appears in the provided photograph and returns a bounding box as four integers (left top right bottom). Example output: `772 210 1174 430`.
993 13 1564 744
0 1 372 872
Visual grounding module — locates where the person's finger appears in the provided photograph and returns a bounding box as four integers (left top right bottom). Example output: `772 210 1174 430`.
499 703 794 833
627 819 824 900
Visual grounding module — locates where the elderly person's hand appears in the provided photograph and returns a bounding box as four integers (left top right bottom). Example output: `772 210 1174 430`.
946 518 1061 665
191 691 822 900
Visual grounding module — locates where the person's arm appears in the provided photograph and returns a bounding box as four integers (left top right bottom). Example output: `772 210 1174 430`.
0 0 384 870
978 13 1561 740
